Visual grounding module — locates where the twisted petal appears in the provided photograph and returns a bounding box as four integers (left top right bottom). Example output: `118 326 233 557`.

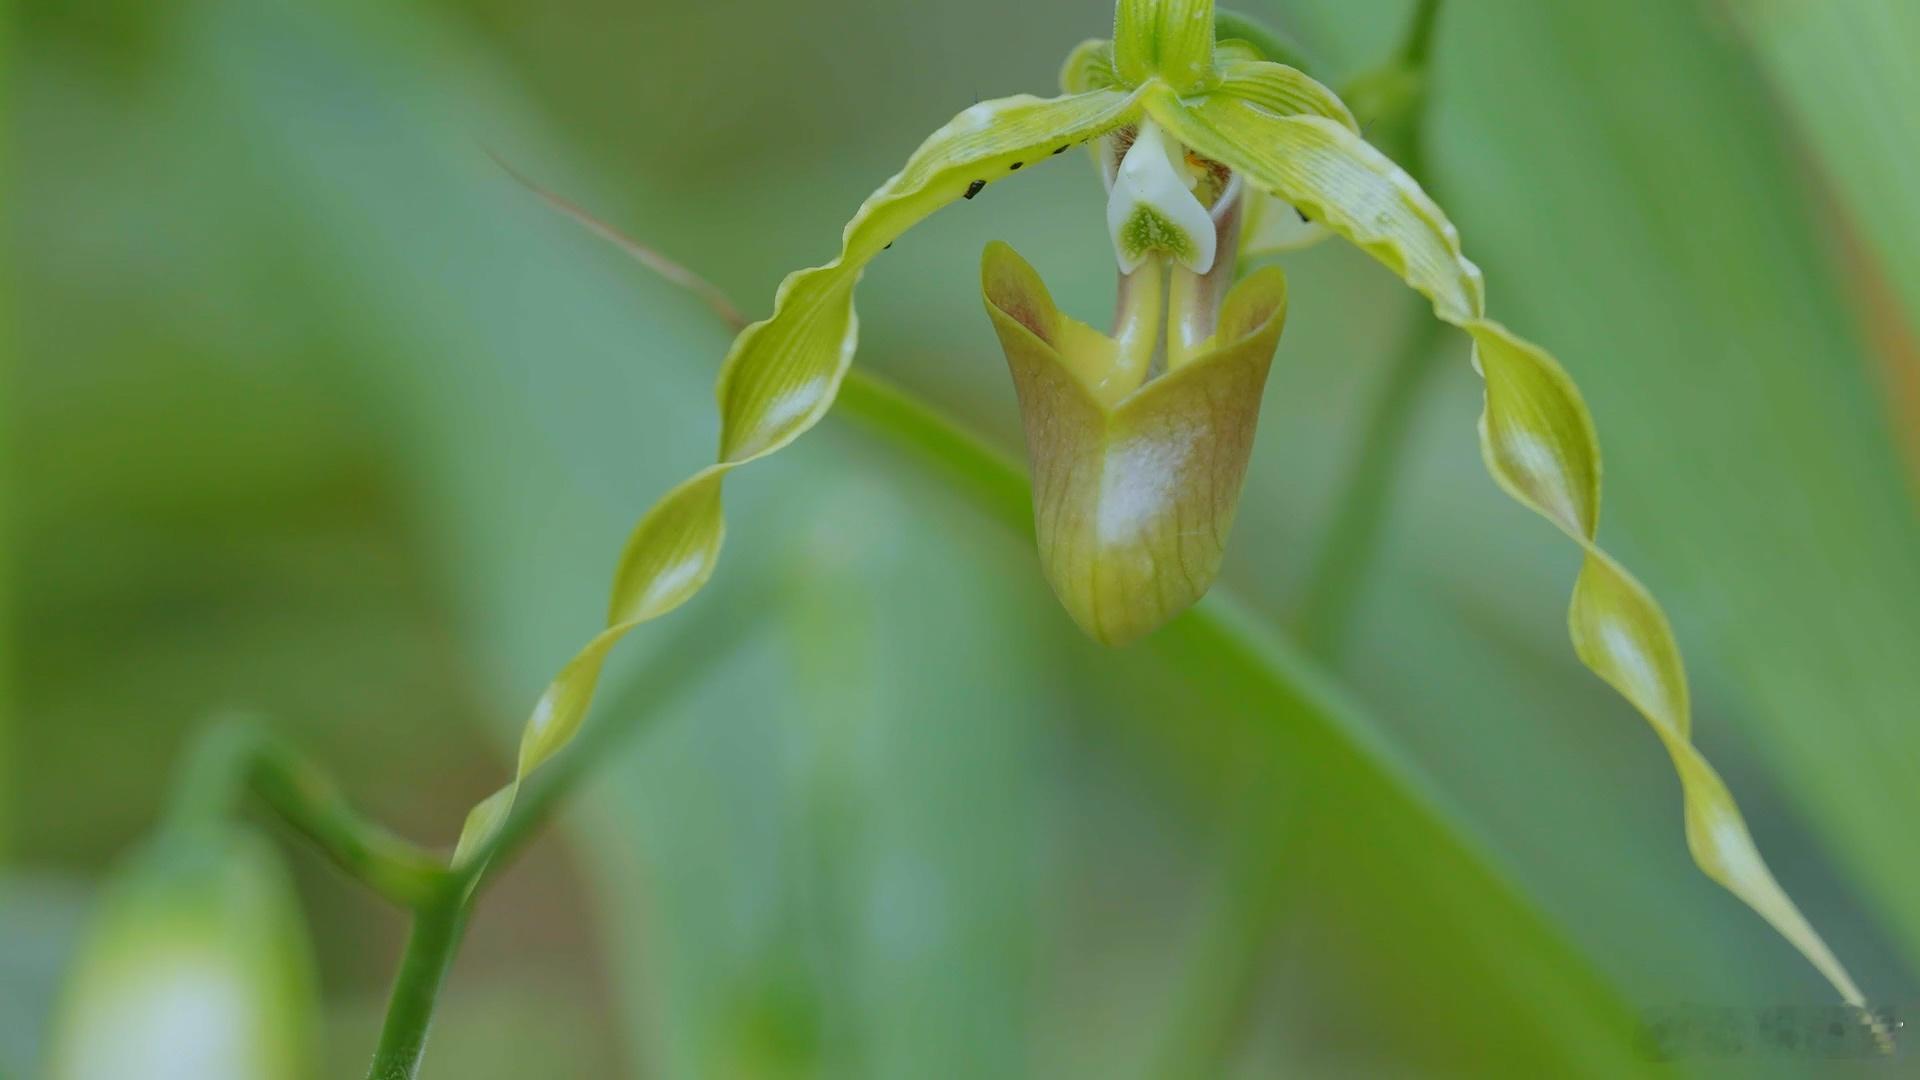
984 242 1288 647
453 87 1144 870
1144 85 1880 1024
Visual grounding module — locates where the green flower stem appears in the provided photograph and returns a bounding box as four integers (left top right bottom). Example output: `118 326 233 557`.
1294 301 1447 655
359 593 748 1080
1399 0 1443 69
367 884 469 1080
835 371 1035 537
167 717 446 908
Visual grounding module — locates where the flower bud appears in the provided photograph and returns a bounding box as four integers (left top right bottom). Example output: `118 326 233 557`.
983 242 1288 645
45 826 318 1080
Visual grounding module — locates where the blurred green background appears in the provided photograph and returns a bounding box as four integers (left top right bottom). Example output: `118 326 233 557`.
5 0 1919 1076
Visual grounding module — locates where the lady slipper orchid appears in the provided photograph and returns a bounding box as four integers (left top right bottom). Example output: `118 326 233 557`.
465 0 1885 1044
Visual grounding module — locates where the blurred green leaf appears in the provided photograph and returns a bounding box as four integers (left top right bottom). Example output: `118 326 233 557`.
1728 0 1920 367
14 0 1919 1073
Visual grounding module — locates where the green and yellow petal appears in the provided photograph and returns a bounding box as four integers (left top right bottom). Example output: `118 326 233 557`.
1142 83 1882 1030
454 87 1144 870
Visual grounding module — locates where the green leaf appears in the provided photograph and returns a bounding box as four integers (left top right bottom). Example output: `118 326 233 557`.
1113 0 1218 93
1728 0 1920 359
453 86 1145 868
1144 82 1883 1028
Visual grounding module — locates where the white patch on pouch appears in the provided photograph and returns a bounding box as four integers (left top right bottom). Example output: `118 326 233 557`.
1098 426 1200 546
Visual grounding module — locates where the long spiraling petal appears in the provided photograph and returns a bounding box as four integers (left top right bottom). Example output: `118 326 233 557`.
451 87 1143 873
1144 85 1883 1029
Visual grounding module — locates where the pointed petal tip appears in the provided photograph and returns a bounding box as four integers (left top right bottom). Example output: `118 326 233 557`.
981 242 1061 345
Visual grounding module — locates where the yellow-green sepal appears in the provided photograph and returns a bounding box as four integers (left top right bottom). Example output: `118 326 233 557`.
1061 39 1121 95
983 241 1286 646
46 826 319 1080
1214 60 1357 132
1113 0 1218 93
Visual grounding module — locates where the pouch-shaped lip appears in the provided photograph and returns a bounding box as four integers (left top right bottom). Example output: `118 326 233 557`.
981 242 1288 646
981 240 1288 414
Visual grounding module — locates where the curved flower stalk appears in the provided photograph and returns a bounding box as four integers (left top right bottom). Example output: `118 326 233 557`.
451 0 1882 1042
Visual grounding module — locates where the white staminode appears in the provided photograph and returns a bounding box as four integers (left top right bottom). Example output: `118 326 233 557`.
1106 119 1217 275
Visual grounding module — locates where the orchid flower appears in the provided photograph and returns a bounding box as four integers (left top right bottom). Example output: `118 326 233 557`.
459 0 1883 1038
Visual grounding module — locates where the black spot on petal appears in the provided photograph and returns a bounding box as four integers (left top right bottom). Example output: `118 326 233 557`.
964 180 986 200
1052 145 1069 155
1009 161 1023 170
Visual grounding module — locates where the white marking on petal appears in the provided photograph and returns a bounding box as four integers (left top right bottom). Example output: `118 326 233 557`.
758 376 833 437
1600 618 1675 730
639 553 708 616
1498 429 1583 530
1709 815 1764 882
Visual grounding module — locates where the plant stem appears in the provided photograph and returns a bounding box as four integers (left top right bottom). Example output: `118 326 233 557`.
168 717 446 907
1399 0 1444 69
1293 303 1447 656
367 886 469 1080
359 592 750 1080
